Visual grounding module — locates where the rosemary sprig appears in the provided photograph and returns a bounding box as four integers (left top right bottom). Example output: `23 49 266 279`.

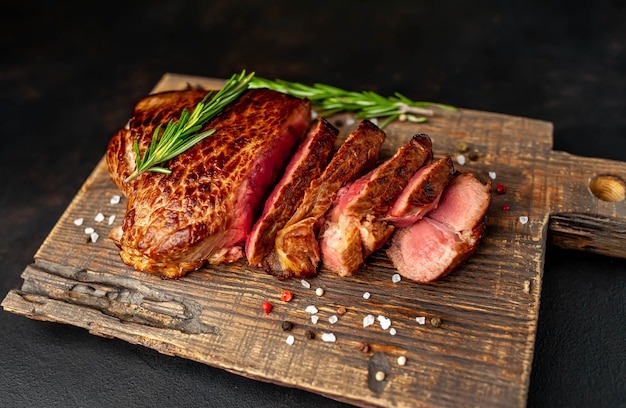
124 70 255 182
249 77 456 128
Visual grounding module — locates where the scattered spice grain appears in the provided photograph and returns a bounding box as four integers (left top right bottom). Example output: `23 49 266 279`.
281 290 293 302
261 301 273 315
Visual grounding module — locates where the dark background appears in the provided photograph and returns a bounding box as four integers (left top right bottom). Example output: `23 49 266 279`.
1 1 625 407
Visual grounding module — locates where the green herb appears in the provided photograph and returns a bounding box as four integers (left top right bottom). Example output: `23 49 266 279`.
124 70 255 182
250 77 456 128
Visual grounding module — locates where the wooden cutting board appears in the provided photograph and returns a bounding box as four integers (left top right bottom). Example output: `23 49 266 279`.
3 74 626 408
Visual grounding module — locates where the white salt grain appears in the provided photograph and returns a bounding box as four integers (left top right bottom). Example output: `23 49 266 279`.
519 216 529 225
375 371 385 381
110 195 121 205
363 314 375 328
315 287 324 297
391 273 401 283
488 171 497 179
311 315 319 324
286 335 295 345
321 333 336 343
90 232 99 243
397 356 407 366
301 279 311 289
305 305 318 314
108 215 116 225
377 315 392 330
73 218 84 226
362 292 371 300
328 315 338 324
416 316 426 325
456 154 466 165
84 227 95 234
389 328 397 336
95 212 105 222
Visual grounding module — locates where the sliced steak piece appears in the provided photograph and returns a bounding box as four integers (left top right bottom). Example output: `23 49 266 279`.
319 133 433 276
384 156 455 227
386 172 491 283
106 88 311 278
270 120 386 279
245 118 339 267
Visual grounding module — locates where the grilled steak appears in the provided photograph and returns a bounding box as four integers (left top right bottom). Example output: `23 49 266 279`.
107 88 311 278
269 120 386 279
384 156 455 227
386 172 491 283
319 133 433 276
245 118 339 267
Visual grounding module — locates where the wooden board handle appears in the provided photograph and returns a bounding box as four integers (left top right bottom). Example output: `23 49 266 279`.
547 151 626 258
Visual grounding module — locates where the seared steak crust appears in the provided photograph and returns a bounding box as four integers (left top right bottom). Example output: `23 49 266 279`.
107 89 311 278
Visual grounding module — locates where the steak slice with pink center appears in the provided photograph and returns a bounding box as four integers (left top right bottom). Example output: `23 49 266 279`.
386 172 491 283
320 134 433 276
245 118 339 268
271 120 386 279
384 156 455 227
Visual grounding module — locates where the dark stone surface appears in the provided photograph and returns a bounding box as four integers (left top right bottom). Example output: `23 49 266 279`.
1 1 624 407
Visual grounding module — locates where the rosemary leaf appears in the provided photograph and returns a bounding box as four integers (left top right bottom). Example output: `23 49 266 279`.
124 70 255 182
249 76 456 127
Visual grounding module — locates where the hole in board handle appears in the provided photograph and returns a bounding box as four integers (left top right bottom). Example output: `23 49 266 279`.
589 175 625 202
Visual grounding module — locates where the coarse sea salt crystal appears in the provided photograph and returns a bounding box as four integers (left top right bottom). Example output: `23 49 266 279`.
286 335 295 345
389 328 397 336
84 227 95 234
90 232 99 243
301 279 311 289
377 315 392 330
416 316 426 325
311 315 319 324
95 212 105 222
108 215 116 225
110 195 121 205
456 154 466 165
392 273 401 283
488 171 497 179
321 333 336 343
305 305 318 314
362 292 371 300
328 315 338 324
73 218 84 226
363 314 375 328
519 216 529 225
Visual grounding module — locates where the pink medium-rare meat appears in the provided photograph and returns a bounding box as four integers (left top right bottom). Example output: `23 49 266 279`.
270 120 386 279
245 118 339 267
319 133 433 276
384 156 455 227
106 88 311 278
386 172 491 283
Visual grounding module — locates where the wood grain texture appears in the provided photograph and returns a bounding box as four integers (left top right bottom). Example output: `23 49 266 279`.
3 74 626 408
